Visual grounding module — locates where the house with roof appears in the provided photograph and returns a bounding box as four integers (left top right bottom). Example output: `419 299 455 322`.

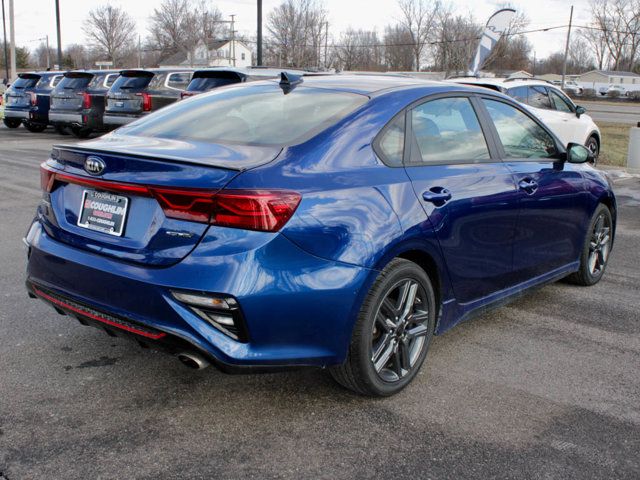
577 70 640 93
159 39 252 68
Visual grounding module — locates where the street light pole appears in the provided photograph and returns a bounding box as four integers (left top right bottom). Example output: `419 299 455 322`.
561 5 574 90
1 0 9 82
8 0 15 81
55 0 62 69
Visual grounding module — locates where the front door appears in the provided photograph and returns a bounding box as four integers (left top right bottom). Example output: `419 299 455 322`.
480 97 588 282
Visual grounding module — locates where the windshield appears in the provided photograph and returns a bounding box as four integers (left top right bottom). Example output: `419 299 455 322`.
57 76 92 90
12 77 39 89
121 84 368 146
111 74 153 90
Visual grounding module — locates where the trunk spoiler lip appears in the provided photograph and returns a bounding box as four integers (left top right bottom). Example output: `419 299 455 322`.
51 141 284 173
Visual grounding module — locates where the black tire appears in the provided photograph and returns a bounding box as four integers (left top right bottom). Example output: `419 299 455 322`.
586 136 599 165
329 258 436 396
24 122 47 133
3 117 21 128
566 204 613 286
70 126 92 139
54 125 70 135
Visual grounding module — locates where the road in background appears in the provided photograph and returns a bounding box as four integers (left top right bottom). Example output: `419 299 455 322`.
580 101 640 125
1 127 639 479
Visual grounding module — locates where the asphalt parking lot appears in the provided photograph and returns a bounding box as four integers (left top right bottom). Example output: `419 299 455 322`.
0 125 639 479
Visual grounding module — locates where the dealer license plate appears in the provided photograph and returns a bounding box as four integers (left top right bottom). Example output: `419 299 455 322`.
77 190 129 237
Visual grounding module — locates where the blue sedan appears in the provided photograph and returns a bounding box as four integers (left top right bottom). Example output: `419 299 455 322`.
26 74 616 396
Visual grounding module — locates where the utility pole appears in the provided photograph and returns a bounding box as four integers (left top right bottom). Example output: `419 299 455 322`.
230 14 236 67
8 0 14 81
45 35 50 69
55 0 62 70
532 51 536 77
1 0 8 82
137 35 141 68
324 21 328 70
561 5 573 90
257 0 262 66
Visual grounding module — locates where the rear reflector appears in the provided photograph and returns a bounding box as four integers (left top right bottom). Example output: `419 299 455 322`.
41 164 301 232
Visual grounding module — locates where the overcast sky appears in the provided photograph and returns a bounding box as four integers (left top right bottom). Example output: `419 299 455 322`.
10 0 592 59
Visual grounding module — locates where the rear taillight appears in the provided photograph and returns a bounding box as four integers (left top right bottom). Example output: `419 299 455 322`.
81 92 91 109
40 164 301 232
180 91 196 99
30 92 37 106
152 188 301 231
136 92 151 111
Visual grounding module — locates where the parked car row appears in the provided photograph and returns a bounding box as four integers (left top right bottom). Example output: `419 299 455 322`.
2 67 299 138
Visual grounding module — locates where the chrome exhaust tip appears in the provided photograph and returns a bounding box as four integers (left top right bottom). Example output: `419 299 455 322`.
177 353 210 370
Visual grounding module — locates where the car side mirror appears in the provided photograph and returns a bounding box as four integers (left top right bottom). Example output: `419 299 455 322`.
567 143 593 164
575 105 586 118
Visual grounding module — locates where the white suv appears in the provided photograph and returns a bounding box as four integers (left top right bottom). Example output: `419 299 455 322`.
449 78 601 160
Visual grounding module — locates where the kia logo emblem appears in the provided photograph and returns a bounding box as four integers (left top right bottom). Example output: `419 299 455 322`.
84 156 106 176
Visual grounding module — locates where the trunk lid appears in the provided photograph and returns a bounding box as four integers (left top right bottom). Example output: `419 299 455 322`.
6 74 39 107
51 72 94 111
39 139 281 267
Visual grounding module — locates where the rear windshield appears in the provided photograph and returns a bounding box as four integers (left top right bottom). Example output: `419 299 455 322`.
13 77 39 89
35 75 60 89
187 76 240 92
57 76 92 90
111 74 153 90
121 84 368 146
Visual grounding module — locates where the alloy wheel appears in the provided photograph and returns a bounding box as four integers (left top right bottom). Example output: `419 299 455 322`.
371 279 429 382
588 213 611 276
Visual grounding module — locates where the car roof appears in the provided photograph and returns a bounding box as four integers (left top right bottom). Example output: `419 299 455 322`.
282 74 452 95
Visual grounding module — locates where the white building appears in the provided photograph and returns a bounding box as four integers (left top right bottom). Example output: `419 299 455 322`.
159 40 252 68
577 70 640 94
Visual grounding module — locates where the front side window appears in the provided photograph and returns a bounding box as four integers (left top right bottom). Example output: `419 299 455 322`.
410 97 490 164
527 86 552 110
122 84 368 146
483 99 556 159
376 114 405 166
548 88 573 113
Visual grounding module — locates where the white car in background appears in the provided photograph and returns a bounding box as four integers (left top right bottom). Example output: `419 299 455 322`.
563 80 583 96
449 77 601 160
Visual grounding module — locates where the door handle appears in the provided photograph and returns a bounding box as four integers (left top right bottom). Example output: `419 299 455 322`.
422 188 452 204
518 178 538 193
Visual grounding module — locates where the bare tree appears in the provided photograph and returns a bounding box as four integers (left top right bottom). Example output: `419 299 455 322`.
333 29 384 71
432 6 479 76
267 0 328 68
579 25 609 70
383 25 415 71
590 0 640 71
82 5 136 65
397 0 440 71
569 37 595 72
149 0 226 66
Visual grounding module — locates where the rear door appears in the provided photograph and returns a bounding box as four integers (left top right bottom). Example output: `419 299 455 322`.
6 74 39 108
51 73 94 112
403 95 520 304
105 71 155 115
479 97 588 282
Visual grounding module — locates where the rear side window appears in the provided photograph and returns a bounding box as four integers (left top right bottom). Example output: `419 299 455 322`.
410 97 490 163
51 75 62 87
376 114 405 166
105 74 118 87
483 99 556 159
548 88 573 113
167 72 191 90
122 84 368 146
528 86 552 110
36 75 59 89
111 74 153 91
507 86 528 104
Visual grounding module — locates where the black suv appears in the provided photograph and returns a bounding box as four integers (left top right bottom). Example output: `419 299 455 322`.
180 67 289 99
4 72 63 131
49 70 119 138
103 69 192 127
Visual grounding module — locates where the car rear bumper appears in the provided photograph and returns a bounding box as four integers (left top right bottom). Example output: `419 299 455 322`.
4 109 29 119
49 112 82 125
24 220 370 369
103 113 141 126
